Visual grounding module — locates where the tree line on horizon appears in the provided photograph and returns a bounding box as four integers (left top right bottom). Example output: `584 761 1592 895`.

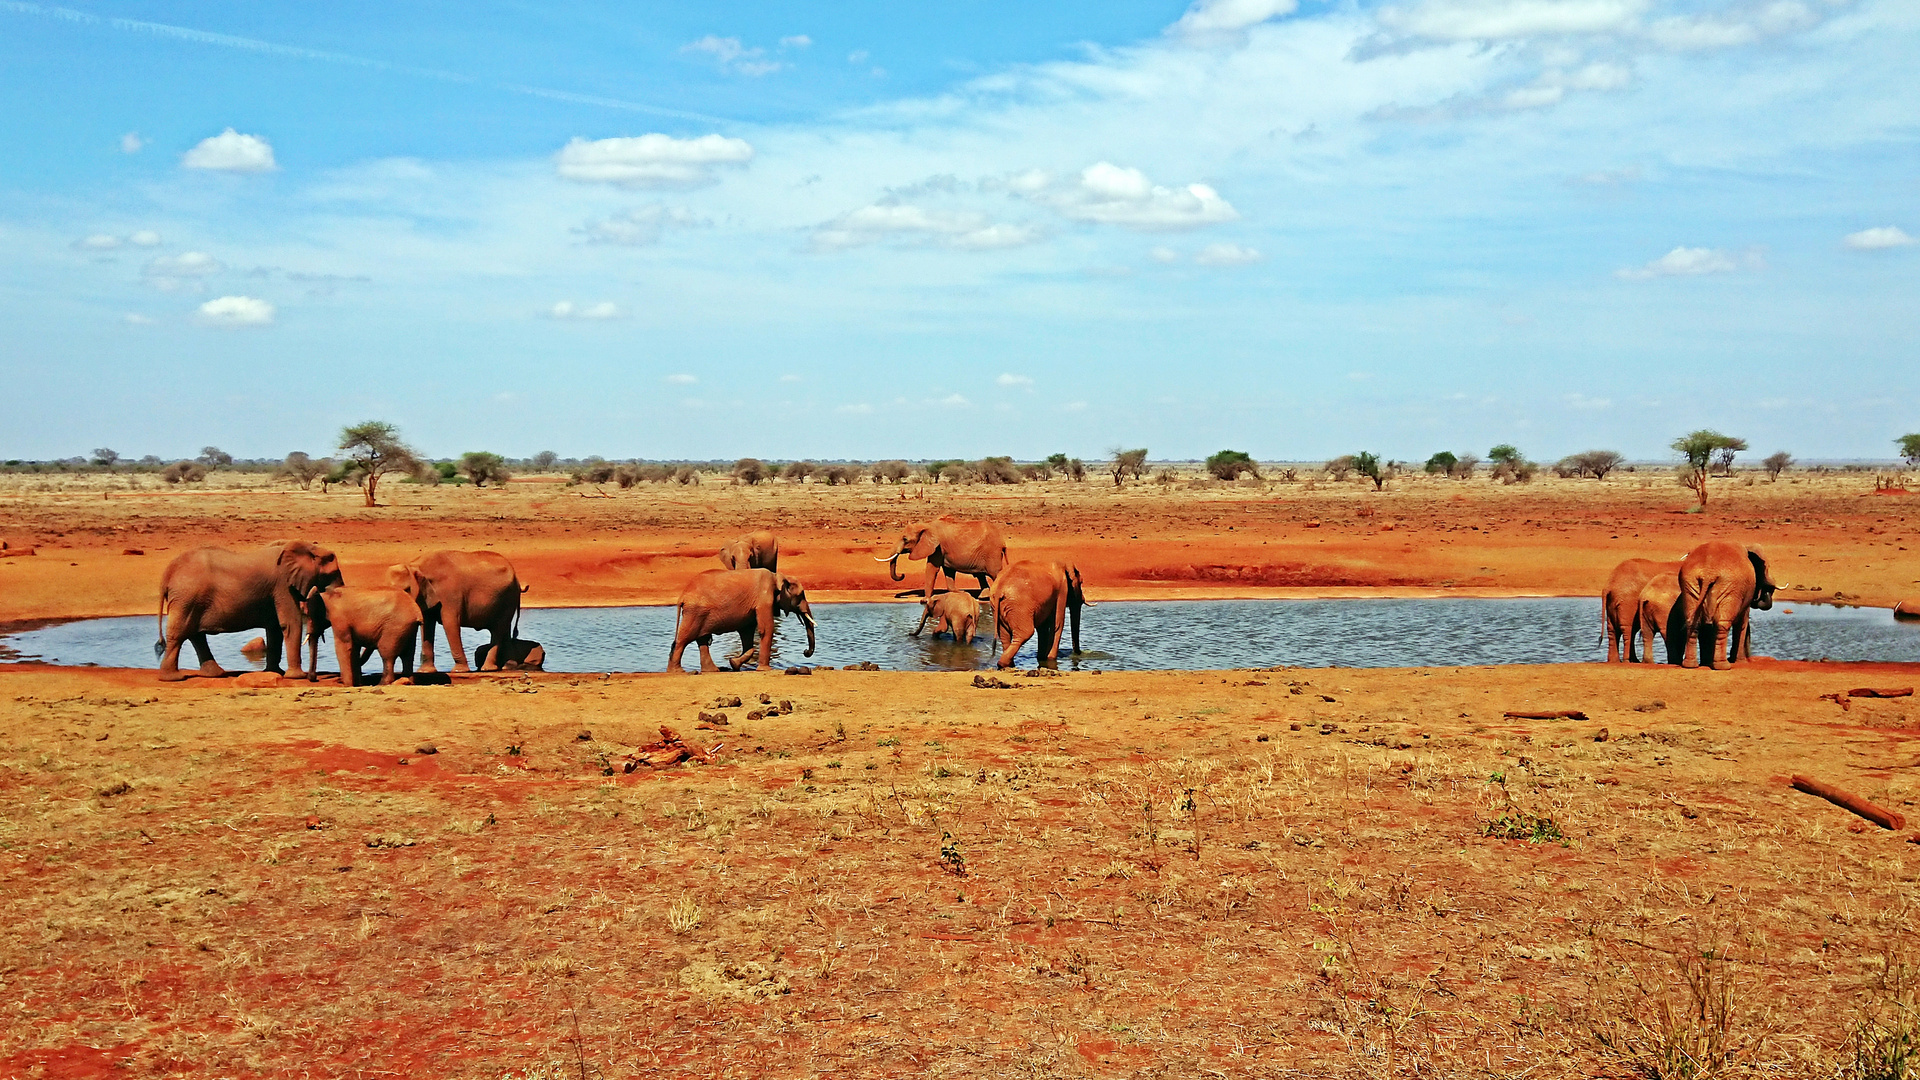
13 424 1920 508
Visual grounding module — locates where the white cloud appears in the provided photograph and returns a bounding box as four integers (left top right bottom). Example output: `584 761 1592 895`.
1564 392 1611 409
836 402 874 414
77 234 121 250
197 295 274 327
1500 62 1632 108
145 251 223 277
1616 246 1737 279
549 301 623 320
1061 401 1089 412
1844 226 1915 251
682 36 784 76
780 35 812 48
997 373 1035 387
940 393 970 407
1150 246 1181 263
129 230 161 247
1019 163 1238 231
182 128 278 172
578 205 707 246
779 373 803 383
1194 241 1264 266
1378 0 1648 41
120 132 145 154
665 373 699 384
1645 1 1818 49
847 50 870 63
1170 0 1299 38
554 134 754 188
810 203 1041 252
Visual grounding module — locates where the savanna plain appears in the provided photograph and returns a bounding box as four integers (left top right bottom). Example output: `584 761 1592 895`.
3 469 1920 1078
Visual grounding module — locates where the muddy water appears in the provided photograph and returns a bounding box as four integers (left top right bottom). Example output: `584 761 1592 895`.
6 599 1917 674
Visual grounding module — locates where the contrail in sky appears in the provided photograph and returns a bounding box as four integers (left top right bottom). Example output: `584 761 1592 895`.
1 0 733 126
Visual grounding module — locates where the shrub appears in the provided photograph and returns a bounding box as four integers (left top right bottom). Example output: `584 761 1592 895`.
1559 450 1624 480
336 421 421 507
1763 451 1792 481
1897 435 1920 469
976 456 1022 484
1206 450 1259 481
1489 446 1535 484
1353 451 1387 491
1110 448 1148 486
1325 455 1356 482
1424 451 1458 475
821 465 856 485
1154 467 1177 485
91 448 120 469
673 466 699 485
733 458 767 485
871 460 910 484
277 452 327 489
1452 452 1478 479
531 450 559 471
612 464 641 489
926 460 965 484
782 461 816 483
458 452 510 487
1046 453 1069 473
1066 458 1086 482
161 460 207 484
197 446 234 469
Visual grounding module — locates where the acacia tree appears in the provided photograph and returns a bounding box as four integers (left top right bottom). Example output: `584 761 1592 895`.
733 458 767 485
1763 451 1793 481
1424 451 1457 475
1672 429 1743 508
1897 435 1920 469
198 446 234 469
337 421 421 507
1353 451 1387 491
531 450 559 471
1110 448 1148 487
460 451 510 487
1206 450 1259 480
91 448 120 470
278 451 328 489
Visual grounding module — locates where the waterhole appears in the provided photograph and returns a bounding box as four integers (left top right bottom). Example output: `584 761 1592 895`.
4 599 1915 673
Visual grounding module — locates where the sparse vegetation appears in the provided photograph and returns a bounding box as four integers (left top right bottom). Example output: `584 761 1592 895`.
277 451 327 489
733 458 767 485
532 450 559 471
871 460 910 484
161 460 206 484
197 446 234 469
337 421 422 507
1110 447 1148 486
1205 450 1259 481
1672 429 1744 508
1897 435 1920 470
1325 455 1355 481
1425 451 1458 475
1353 450 1387 491
781 461 816 483
459 451 511 487
1557 450 1625 480
1490 444 1537 484
1763 451 1793 481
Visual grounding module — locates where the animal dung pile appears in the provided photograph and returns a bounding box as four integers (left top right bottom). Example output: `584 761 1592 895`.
618 726 719 771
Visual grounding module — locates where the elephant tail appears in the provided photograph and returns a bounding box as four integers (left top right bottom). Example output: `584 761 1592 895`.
154 586 170 659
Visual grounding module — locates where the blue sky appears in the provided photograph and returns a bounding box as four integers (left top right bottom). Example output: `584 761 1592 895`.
1 0 1914 463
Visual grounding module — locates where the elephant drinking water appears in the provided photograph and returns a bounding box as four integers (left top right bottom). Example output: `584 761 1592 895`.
878 517 1007 601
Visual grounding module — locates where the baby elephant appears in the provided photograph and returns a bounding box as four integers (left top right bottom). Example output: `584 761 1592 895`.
475 638 545 671
912 591 980 645
312 585 421 686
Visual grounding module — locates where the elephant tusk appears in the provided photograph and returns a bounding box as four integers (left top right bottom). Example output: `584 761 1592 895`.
873 556 897 563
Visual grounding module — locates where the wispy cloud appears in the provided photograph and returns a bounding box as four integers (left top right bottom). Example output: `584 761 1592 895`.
577 205 707 246
1617 246 1739 279
548 301 623 320
182 128 276 172
682 35 784 76
1845 226 1914 251
996 373 1034 387
810 203 1040 252
555 134 753 188
197 295 273 327
1010 163 1238 231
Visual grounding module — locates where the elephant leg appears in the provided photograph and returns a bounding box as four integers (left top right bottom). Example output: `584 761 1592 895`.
158 616 190 681
728 628 755 671
696 635 719 674
484 613 514 671
1709 622 1732 671
1680 611 1701 669
400 628 417 680
336 634 357 687
1640 622 1660 665
757 611 776 671
272 620 301 680
189 633 224 677
959 618 975 646
418 607 440 672
1605 609 1620 664
444 611 472 673
923 563 940 601
377 647 398 685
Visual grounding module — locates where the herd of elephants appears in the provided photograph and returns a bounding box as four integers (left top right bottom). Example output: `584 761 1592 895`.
154 516 1087 684
151 516 1770 685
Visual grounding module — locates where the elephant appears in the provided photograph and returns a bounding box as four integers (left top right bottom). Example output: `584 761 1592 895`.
1678 541 1777 670
310 584 421 686
1601 559 1680 662
475 639 545 671
668 569 817 673
912 590 980 645
717 530 780 572
878 517 1007 601
1635 571 1687 665
988 561 1089 669
389 550 526 673
155 541 343 681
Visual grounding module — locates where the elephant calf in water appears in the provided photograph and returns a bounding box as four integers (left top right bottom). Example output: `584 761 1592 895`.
912 591 980 645
475 639 545 671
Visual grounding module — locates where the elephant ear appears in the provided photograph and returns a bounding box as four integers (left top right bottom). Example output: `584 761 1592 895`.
1748 548 1776 608
1066 565 1091 607
909 527 939 561
279 541 322 599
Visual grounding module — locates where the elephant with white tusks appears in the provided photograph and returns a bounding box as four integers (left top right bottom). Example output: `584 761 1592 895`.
669 569 816 673
877 516 1006 601
155 541 343 682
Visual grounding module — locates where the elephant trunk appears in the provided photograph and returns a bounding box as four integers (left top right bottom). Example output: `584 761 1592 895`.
885 552 905 582
1069 601 1083 655
799 603 816 657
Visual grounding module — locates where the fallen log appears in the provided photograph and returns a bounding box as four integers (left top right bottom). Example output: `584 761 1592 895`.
1849 687 1915 699
1503 710 1589 721
1791 774 1906 831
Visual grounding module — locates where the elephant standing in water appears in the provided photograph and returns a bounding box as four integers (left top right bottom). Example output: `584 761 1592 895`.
1678 541 1777 669
989 561 1089 669
310 584 421 687
390 550 526 672
669 569 817 673
913 590 980 645
717 530 780 572
878 517 1007 600
1636 572 1687 665
1601 558 1680 662
155 541 343 681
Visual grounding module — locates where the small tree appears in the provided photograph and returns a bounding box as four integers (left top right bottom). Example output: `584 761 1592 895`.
198 446 234 469
1452 452 1478 480
1711 437 1748 476
91 448 120 470
162 460 206 484
1065 458 1087 482
976 456 1022 484
1110 448 1148 487
1353 451 1387 491
871 460 910 484
1671 429 1742 508
337 421 421 507
1206 450 1260 481
1424 451 1457 475
1897 435 1920 469
782 461 816 484
278 451 327 489
821 465 856 485
1046 453 1069 474
460 451 510 487
733 458 767 485
1488 444 1520 467
1576 450 1625 480
532 450 559 471
1763 451 1793 481
1325 455 1356 481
